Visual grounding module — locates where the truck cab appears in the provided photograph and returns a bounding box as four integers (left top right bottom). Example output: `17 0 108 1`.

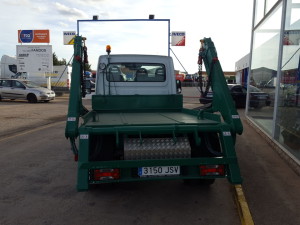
0 55 18 78
96 54 177 95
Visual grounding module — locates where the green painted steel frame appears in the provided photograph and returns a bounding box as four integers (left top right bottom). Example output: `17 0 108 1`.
65 36 87 139
66 36 244 191
199 38 243 135
92 95 183 112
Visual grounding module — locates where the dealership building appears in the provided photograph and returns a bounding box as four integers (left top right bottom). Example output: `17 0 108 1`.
236 0 300 170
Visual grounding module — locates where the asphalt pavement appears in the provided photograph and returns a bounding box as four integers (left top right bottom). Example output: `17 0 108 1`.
0 87 299 224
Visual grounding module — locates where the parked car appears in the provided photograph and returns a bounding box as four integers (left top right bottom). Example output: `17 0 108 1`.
284 92 300 106
183 74 194 82
199 84 271 108
0 79 55 103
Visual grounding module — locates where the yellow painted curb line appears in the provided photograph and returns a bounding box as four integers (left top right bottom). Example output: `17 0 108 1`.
233 184 255 225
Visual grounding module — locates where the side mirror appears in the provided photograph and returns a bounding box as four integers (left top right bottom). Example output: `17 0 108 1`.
176 80 182 93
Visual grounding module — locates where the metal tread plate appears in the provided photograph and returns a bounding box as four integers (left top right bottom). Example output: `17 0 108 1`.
124 137 191 160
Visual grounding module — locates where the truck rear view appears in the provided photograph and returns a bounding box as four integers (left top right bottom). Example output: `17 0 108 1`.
65 36 243 191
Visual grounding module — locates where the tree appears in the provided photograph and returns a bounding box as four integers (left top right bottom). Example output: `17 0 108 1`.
53 52 92 70
53 52 66 66
84 63 92 71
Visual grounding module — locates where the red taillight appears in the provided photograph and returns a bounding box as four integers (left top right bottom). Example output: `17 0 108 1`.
200 165 225 176
93 169 120 180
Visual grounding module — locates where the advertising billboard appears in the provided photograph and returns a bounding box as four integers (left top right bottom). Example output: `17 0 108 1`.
16 45 53 77
18 30 50 43
171 31 186 46
63 31 76 45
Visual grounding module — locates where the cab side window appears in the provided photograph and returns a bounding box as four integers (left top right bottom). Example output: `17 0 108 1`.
1 80 12 87
12 81 25 88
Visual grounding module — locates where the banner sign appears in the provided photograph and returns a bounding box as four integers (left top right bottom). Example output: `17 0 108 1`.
18 30 50 43
171 31 186 46
283 30 300 45
63 31 76 45
17 45 53 75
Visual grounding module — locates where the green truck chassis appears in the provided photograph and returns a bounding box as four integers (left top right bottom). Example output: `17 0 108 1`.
74 95 242 191
66 35 243 191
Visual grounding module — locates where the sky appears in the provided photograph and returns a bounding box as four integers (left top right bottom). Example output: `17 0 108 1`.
0 0 253 73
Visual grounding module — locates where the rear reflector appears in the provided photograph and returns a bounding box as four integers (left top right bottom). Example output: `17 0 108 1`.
93 168 120 181
200 165 225 176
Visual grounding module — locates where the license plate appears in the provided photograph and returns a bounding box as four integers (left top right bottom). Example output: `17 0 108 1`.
138 166 180 177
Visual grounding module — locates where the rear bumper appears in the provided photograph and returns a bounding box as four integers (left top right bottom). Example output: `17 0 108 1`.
75 156 242 191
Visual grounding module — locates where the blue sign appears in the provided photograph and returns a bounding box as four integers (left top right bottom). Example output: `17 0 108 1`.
19 30 33 43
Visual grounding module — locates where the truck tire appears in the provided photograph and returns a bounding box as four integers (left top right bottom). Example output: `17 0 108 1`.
27 94 38 103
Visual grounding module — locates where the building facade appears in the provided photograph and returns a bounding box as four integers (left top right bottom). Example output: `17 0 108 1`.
247 0 300 165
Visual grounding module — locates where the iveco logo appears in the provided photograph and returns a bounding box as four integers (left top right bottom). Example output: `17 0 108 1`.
64 32 76 35
172 32 185 36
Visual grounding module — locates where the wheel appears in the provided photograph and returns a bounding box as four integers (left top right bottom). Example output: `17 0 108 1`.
27 94 37 103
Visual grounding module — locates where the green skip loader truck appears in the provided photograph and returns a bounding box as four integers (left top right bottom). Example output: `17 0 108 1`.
65 35 243 191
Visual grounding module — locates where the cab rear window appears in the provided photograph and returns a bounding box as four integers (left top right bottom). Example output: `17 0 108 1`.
105 63 166 82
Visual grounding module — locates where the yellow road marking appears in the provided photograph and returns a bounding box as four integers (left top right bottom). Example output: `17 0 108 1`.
0 121 65 142
233 184 255 225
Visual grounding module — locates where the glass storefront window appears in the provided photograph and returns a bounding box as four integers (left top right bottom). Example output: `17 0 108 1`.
276 0 300 157
248 0 300 162
255 0 280 26
249 3 282 135
266 0 279 13
255 0 266 26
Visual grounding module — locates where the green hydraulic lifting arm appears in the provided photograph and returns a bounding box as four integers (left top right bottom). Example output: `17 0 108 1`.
65 36 89 158
198 38 243 136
